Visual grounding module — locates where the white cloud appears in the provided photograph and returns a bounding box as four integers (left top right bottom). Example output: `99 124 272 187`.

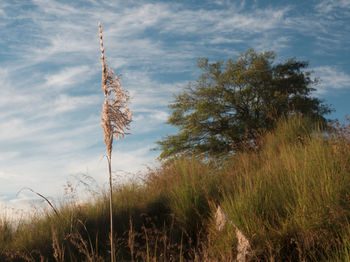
32 0 81 16
0 151 20 162
124 72 187 110
54 94 99 113
0 117 56 142
209 37 244 45
253 35 290 52
316 0 350 13
151 110 169 122
45 65 92 89
215 8 289 33
314 66 350 94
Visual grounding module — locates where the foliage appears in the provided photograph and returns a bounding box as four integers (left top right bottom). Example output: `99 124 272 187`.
217 116 350 260
1 116 350 261
158 49 332 159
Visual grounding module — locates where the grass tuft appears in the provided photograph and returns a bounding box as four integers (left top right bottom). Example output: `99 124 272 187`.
1 115 350 261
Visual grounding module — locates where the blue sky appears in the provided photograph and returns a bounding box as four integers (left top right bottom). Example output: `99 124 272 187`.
1 0 350 214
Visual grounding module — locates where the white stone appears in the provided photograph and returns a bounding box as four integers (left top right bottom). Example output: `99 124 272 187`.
215 206 251 262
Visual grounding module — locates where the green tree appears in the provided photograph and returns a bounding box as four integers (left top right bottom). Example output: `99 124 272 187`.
158 49 332 159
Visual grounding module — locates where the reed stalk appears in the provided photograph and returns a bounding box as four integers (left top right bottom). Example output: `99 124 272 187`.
98 22 132 262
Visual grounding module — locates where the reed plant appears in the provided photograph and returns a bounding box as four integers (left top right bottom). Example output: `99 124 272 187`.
98 22 132 262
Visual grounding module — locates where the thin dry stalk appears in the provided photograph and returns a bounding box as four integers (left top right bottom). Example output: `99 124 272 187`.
128 218 135 262
17 187 60 218
66 221 103 262
99 22 132 262
52 230 65 262
67 233 104 262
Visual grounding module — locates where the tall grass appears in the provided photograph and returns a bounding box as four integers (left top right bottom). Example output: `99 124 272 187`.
98 22 132 262
1 116 350 261
217 116 350 260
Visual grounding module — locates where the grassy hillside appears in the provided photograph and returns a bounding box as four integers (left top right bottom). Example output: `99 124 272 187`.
1 116 350 261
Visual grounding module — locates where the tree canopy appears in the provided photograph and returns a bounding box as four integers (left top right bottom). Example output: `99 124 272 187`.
158 49 332 159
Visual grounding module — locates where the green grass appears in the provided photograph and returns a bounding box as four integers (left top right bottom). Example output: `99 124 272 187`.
218 117 350 261
1 116 350 261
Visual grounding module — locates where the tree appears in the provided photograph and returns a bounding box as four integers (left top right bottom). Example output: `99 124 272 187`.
158 49 331 159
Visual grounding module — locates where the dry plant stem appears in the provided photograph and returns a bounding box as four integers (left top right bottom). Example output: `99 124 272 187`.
17 187 60 218
99 23 115 262
99 22 132 262
107 155 114 262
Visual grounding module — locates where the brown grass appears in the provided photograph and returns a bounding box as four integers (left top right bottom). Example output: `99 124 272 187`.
98 22 133 262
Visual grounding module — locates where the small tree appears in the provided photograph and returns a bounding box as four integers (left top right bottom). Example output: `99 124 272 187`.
158 49 331 159
99 23 132 262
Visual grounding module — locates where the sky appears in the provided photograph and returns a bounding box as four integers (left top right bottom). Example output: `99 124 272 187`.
1 0 350 216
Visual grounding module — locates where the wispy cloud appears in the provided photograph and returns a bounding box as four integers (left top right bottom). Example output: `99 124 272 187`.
44 66 92 89
1 0 349 216
53 94 99 113
314 66 350 94
316 0 350 14
215 7 289 34
253 35 290 52
0 151 20 162
209 37 244 45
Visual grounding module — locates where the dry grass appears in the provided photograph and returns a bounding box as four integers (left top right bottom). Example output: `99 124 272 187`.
99 22 133 262
1 116 350 261
99 22 132 155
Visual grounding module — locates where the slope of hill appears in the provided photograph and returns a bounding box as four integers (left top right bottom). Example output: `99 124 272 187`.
1 116 350 261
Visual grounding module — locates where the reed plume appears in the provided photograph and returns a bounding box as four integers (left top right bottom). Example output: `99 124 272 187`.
99 22 132 262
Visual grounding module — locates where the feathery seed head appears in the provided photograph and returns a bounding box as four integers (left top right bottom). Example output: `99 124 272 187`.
99 23 132 158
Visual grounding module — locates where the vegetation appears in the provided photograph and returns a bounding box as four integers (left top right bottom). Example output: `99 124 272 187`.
99 22 133 262
0 36 345 261
157 49 332 159
1 116 350 261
